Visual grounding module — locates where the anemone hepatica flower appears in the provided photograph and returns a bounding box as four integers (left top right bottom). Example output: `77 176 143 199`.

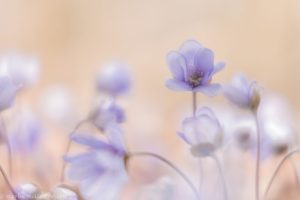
223 74 260 110
65 130 127 200
96 61 131 97
0 76 18 112
178 107 223 157
165 40 225 96
0 54 40 88
90 100 125 131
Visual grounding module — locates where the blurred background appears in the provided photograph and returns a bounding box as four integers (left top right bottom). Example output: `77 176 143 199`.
0 0 300 199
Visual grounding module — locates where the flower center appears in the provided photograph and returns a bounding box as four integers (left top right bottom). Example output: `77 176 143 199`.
188 72 204 87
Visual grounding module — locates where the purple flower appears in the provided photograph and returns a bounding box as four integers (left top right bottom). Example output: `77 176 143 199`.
96 61 131 97
0 54 40 88
165 40 225 96
9 110 43 154
223 75 260 110
0 76 18 112
90 100 125 131
65 128 127 200
15 183 39 200
178 107 223 157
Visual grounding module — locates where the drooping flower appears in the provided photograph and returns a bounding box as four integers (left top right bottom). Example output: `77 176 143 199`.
65 129 127 200
165 40 225 96
90 100 125 131
96 61 131 97
0 76 18 112
0 54 40 88
178 107 223 157
223 74 260 111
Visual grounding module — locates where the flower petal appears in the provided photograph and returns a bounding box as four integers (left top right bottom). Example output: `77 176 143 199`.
193 83 221 96
71 134 112 150
223 85 249 107
166 51 186 81
194 48 214 73
213 61 225 74
165 79 191 91
179 40 203 63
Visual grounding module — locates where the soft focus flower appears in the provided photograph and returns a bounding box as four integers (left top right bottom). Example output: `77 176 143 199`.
15 184 78 200
0 54 40 88
90 100 125 131
0 76 18 112
51 186 78 200
9 109 43 154
165 40 225 96
223 75 260 111
65 132 127 200
178 107 223 157
96 61 131 97
15 183 40 200
136 177 175 200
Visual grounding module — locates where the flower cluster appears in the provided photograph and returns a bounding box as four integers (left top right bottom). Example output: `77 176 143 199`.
0 40 298 200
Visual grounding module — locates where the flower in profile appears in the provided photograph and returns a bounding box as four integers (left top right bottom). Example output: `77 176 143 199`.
223 74 260 111
178 107 223 157
96 61 131 97
0 76 18 112
65 130 127 200
165 40 225 96
0 54 40 88
90 100 125 131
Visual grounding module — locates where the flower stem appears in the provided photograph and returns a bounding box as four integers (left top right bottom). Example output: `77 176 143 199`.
254 112 261 200
0 165 18 200
192 92 197 117
212 155 228 200
0 116 12 178
263 148 300 199
128 152 201 200
60 119 89 182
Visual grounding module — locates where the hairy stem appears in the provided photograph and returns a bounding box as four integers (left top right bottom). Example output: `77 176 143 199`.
212 155 228 200
60 119 89 182
192 92 197 117
263 148 300 199
254 112 261 200
128 152 200 200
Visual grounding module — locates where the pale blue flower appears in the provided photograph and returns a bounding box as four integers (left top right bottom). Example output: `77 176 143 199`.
223 74 260 110
178 107 223 157
96 62 131 97
0 76 18 112
65 127 127 200
166 40 225 96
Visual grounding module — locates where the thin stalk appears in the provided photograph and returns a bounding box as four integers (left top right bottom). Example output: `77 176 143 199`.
128 152 200 200
263 148 300 199
60 119 89 182
212 155 228 200
192 92 197 117
0 165 18 200
254 112 261 200
0 116 12 178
